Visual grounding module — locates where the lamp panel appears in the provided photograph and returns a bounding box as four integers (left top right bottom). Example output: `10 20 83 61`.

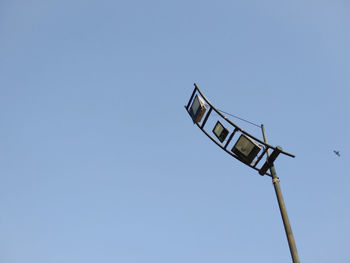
232 135 261 164
189 95 207 123
213 121 229 143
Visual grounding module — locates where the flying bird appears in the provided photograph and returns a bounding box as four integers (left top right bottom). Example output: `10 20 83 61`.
333 150 340 157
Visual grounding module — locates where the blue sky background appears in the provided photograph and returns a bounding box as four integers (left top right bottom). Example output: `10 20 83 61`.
1 0 349 262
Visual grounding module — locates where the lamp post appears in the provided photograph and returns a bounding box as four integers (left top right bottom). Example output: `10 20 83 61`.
185 83 300 263
261 125 300 263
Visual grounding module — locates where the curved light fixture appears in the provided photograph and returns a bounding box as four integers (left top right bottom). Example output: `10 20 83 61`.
185 83 295 176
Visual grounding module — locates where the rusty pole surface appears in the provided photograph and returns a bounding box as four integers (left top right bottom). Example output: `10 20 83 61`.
261 124 300 263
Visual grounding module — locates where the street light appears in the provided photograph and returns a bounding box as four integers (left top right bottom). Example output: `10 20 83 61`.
185 83 300 263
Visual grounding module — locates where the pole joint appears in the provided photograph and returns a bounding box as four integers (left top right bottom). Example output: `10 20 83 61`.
272 177 280 184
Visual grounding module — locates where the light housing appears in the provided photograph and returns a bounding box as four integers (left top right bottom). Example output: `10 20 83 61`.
189 95 207 123
232 134 261 164
213 121 229 143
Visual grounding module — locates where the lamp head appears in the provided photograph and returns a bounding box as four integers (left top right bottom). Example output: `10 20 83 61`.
189 95 207 123
213 121 229 143
232 134 261 164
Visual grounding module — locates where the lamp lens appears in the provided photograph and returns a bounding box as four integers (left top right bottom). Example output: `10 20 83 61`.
236 136 255 157
214 124 224 135
213 121 229 143
191 98 200 114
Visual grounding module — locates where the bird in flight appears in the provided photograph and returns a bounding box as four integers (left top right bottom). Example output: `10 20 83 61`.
333 150 340 157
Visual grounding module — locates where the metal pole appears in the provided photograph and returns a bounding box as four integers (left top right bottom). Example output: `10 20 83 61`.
261 124 300 263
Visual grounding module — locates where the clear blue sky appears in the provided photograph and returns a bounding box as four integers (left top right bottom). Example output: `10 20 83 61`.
1 1 349 262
